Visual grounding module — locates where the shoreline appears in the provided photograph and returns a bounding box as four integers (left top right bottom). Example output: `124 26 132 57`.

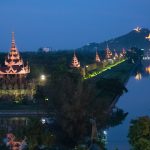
107 60 138 114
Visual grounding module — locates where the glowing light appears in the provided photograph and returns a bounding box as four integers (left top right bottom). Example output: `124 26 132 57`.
103 130 107 135
14 101 20 103
135 72 142 80
133 27 141 32
40 75 46 80
145 34 150 41
145 66 150 74
41 118 46 124
45 98 48 101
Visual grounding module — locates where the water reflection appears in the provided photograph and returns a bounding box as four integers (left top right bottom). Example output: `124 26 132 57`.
145 65 150 74
135 72 142 80
107 60 150 150
108 108 128 128
133 61 150 80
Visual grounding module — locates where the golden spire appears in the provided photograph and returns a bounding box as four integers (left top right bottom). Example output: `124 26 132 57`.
105 44 112 59
11 32 17 51
70 51 80 68
0 33 30 75
5 32 23 66
95 49 101 62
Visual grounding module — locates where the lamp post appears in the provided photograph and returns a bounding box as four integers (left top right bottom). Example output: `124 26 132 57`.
38 74 46 86
40 75 46 81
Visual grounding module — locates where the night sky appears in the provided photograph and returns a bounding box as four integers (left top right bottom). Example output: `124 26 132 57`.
0 0 149 51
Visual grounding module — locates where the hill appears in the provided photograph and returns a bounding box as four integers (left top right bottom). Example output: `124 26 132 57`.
78 28 150 52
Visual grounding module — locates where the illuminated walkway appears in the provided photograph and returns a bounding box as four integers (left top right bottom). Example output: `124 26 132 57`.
84 59 126 80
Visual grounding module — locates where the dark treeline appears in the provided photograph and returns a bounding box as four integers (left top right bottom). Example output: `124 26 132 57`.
0 50 106 79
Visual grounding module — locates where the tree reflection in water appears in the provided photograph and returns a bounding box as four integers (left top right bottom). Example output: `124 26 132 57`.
107 108 128 128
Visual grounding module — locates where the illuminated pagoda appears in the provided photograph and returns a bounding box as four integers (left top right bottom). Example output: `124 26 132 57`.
0 32 32 99
70 51 80 68
95 49 101 63
114 50 119 59
119 52 123 58
105 44 112 59
122 48 126 56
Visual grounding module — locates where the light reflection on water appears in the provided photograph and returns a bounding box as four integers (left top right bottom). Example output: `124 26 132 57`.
145 65 150 74
107 62 150 150
135 72 142 80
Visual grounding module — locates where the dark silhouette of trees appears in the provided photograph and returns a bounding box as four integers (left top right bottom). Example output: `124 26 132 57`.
128 116 150 150
46 70 127 148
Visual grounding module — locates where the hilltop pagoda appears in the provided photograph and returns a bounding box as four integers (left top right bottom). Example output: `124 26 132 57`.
0 33 33 100
70 51 80 68
95 50 101 63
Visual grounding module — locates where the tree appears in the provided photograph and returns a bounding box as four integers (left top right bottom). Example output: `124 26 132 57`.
14 118 55 149
128 116 150 150
47 70 126 149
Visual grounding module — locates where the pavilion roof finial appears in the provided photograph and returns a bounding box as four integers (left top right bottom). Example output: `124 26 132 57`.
12 32 15 42
11 32 17 50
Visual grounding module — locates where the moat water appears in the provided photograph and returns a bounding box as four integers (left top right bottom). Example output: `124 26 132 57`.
107 62 150 150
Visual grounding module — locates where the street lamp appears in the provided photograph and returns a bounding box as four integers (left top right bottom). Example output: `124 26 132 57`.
40 75 46 81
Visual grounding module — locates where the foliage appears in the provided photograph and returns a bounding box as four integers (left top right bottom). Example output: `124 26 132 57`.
45 70 127 148
96 78 127 96
126 47 144 63
128 116 150 150
107 108 128 127
13 118 55 149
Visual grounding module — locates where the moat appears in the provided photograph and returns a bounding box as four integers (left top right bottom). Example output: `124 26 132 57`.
107 62 150 150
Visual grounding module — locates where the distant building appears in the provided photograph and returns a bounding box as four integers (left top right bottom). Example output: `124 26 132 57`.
38 47 53 53
42 47 51 52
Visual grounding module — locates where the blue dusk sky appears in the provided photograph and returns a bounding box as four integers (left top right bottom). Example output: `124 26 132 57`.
0 0 149 51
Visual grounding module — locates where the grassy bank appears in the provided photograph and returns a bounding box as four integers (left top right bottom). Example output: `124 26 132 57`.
89 61 135 116
84 59 126 80
100 61 134 82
